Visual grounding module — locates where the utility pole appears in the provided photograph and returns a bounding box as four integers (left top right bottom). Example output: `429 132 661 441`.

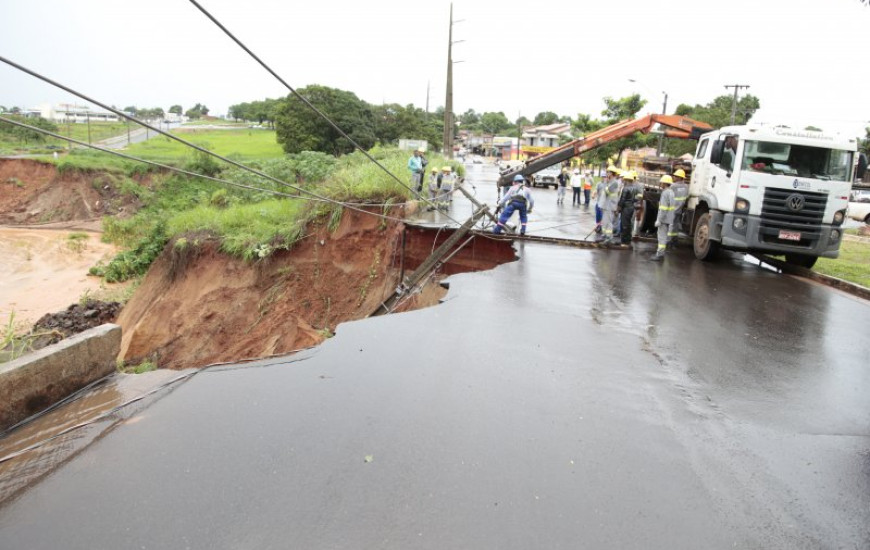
724 84 750 125
443 3 454 159
657 92 668 156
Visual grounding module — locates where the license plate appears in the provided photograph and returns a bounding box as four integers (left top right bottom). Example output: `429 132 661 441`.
779 230 801 241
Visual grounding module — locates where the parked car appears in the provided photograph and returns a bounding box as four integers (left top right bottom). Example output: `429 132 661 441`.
847 200 870 223
532 164 562 189
849 188 870 202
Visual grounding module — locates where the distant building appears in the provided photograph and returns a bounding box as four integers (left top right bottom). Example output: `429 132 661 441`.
36 103 119 123
521 123 573 157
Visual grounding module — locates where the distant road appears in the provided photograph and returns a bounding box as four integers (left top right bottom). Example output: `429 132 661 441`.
97 122 181 149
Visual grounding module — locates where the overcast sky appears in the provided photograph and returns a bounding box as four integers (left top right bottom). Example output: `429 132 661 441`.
2 0 869 136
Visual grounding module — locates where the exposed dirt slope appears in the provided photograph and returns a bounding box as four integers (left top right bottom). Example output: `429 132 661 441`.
0 158 145 224
117 209 515 369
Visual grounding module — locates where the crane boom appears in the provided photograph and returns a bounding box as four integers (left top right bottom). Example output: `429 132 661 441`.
498 114 713 186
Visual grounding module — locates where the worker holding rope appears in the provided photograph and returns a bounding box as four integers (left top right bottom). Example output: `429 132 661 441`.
493 175 534 236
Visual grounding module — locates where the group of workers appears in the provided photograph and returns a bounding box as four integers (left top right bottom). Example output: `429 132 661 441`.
426 166 456 211
493 163 690 262
408 148 457 211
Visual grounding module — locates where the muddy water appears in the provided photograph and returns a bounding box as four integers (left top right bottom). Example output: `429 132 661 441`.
0 227 118 329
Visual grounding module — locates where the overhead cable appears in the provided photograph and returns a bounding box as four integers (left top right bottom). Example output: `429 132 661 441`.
185 0 465 224
0 55 407 224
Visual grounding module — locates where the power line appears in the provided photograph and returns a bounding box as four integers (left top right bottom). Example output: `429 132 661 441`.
0 55 411 224
724 84 750 125
0 116 410 223
186 0 461 222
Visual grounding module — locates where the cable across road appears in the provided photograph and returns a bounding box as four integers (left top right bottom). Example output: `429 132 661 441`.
0 55 421 226
0 116 410 222
185 0 468 227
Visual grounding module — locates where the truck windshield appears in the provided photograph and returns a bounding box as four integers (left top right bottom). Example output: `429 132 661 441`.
741 140 853 181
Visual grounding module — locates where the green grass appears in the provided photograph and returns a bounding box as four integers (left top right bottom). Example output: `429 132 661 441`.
54 121 130 143
127 129 283 162
167 199 311 260
814 238 870 287
88 145 459 282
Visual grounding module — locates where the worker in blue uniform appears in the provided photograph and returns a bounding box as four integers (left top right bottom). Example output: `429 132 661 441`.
493 175 534 235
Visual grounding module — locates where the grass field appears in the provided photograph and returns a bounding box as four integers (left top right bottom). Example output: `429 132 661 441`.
126 128 283 162
814 237 870 288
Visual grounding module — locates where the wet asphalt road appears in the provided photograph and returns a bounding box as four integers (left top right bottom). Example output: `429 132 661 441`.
0 164 868 549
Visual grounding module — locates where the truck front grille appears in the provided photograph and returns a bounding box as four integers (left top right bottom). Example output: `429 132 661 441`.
759 188 828 248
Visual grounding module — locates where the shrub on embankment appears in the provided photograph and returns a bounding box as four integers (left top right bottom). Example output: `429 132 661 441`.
91 146 463 282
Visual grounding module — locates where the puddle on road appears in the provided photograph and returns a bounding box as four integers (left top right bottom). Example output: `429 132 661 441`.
0 369 194 506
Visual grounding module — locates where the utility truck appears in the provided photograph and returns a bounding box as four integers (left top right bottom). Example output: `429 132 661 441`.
686 126 864 267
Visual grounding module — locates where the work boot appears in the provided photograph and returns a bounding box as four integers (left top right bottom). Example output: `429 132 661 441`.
649 253 664 262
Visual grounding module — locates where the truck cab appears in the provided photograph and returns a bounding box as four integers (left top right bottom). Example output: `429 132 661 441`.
688 125 858 267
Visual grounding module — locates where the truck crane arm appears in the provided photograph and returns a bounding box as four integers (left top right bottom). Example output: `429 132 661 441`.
498 114 713 186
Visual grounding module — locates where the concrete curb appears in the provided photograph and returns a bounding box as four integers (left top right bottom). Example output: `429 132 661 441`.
0 324 121 431
752 255 870 301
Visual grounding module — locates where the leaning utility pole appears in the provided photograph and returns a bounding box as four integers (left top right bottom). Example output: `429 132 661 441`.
443 3 454 159
724 84 750 125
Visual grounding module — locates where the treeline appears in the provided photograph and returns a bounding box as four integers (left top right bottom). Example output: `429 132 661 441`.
227 85 762 159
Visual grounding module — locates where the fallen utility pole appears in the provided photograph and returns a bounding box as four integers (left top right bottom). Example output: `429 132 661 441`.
373 206 488 316
454 181 513 234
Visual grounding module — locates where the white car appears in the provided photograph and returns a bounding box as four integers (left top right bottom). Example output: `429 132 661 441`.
847 201 870 224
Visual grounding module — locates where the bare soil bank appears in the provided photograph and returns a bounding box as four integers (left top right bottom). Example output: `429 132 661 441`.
0 158 145 225
117 210 515 369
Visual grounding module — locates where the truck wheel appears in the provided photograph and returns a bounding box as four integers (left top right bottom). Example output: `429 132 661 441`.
864 214 870 225
785 254 817 269
693 212 719 261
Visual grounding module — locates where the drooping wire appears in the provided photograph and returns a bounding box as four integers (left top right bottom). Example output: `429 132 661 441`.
0 116 409 221
0 55 410 224
185 0 466 225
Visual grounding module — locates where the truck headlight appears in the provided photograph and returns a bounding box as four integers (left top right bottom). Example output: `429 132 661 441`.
833 210 845 225
735 198 750 212
831 229 840 242
733 217 746 230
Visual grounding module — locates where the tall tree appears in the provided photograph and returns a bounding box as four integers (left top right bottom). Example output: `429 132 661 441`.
532 111 560 126
169 105 183 115
479 112 512 135
664 94 761 156
458 109 480 130
275 85 376 156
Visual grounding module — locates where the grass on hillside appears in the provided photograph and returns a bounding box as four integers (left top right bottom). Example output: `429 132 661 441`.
0 121 130 155
814 238 870 288
91 146 456 282
126 129 283 162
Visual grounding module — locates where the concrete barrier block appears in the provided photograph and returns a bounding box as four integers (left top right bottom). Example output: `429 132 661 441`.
0 323 121 431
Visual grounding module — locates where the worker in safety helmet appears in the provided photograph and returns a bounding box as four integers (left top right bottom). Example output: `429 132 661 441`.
600 167 621 245
437 166 455 211
427 167 440 205
650 175 675 262
494 174 534 235
618 171 642 245
593 165 618 237
668 169 689 248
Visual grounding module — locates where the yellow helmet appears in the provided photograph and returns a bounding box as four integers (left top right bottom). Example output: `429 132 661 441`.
607 165 620 174
660 175 674 185
431 167 438 173
442 166 452 173
673 169 686 179
623 171 637 181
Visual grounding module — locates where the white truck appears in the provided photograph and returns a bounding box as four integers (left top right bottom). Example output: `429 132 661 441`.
686 125 865 267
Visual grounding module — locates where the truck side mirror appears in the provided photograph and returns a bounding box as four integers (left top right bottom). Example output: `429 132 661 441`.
857 153 868 181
